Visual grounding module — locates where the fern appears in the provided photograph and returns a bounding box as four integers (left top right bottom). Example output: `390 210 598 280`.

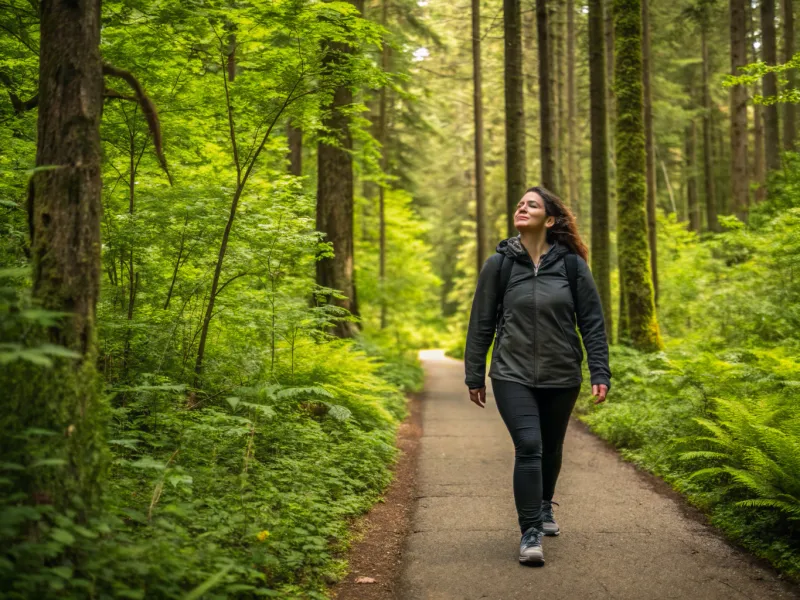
677 450 730 462
682 396 800 524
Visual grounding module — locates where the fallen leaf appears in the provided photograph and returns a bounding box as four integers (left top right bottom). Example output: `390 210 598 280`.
355 576 376 584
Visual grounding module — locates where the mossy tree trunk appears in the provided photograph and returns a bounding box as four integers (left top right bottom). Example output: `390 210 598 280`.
613 0 663 351
13 0 108 514
378 0 390 328
316 0 364 338
589 0 613 335
641 0 657 302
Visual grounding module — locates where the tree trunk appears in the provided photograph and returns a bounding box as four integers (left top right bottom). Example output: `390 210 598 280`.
658 153 678 216
588 0 613 337
613 0 662 351
686 121 700 232
567 0 581 223
730 0 749 220
523 3 538 128
783 0 796 150
701 27 718 232
287 120 302 177
227 28 236 82
315 0 364 339
19 0 107 512
164 214 189 310
762 0 780 171
553 1 566 195
754 104 766 201
642 0 657 302
196 45 303 380
378 0 389 328
716 113 728 215
505 0 527 234
605 0 615 127
537 0 555 190
473 0 488 269
605 0 618 229
750 0 767 202
122 116 144 379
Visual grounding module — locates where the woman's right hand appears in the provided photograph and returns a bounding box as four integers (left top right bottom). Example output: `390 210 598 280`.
469 387 486 408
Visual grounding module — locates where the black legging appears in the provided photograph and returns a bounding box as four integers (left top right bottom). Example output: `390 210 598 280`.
490 379 581 534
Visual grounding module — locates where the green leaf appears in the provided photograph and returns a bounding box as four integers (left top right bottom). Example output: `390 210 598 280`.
168 474 193 488
51 566 73 580
30 458 67 468
21 428 57 437
0 462 25 471
327 404 352 421
108 439 141 448
130 457 167 470
182 565 232 600
0 268 28 279
50 528 75 545
38 344 82 359
72 525 98 539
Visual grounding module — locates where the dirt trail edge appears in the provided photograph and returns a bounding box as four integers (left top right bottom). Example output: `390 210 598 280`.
394 350 798 600
328 381 424 599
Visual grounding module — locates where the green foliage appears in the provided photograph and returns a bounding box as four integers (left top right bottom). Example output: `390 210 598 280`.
1 0 433 595
575 344 800 579
1 339 419 598
573 177 800 580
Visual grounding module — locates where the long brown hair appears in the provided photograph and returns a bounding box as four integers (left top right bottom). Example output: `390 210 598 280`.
524 186 588 261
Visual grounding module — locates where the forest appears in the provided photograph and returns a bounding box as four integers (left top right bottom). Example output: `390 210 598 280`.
1 0 799 597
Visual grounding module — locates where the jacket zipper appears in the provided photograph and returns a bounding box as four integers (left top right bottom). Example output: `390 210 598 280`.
533 261 539 385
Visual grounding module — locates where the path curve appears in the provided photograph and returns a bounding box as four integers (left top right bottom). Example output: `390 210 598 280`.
397 350 798 600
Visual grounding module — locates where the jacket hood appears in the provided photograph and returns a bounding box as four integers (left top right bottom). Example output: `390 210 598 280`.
496 236 570 262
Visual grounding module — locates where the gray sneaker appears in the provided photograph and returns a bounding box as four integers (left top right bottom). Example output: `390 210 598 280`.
542 500 560 536
519 526 545 564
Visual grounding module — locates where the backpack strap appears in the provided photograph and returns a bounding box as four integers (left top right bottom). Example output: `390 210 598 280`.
564 253 579 322
495 255 513 333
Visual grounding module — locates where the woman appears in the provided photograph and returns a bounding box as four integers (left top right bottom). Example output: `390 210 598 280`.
464 186 611 566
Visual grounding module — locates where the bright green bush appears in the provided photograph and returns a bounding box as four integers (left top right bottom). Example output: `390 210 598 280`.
1 340 420 599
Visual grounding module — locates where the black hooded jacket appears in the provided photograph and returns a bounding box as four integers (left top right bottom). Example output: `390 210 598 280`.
464 237 611 391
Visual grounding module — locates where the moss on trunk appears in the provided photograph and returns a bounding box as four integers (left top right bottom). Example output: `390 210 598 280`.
613 0 663 351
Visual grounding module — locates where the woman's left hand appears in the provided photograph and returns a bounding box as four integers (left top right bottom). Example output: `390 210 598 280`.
592 384 608 404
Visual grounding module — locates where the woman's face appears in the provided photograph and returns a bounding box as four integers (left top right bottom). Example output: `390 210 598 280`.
514 191 555 232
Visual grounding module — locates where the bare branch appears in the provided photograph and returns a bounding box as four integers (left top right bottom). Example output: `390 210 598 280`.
102 63 173 185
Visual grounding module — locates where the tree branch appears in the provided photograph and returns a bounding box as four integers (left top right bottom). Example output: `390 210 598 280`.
104 87 137 103
102 63 172 185
221 53 242 186
0 72 38 113
215 271 252 299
